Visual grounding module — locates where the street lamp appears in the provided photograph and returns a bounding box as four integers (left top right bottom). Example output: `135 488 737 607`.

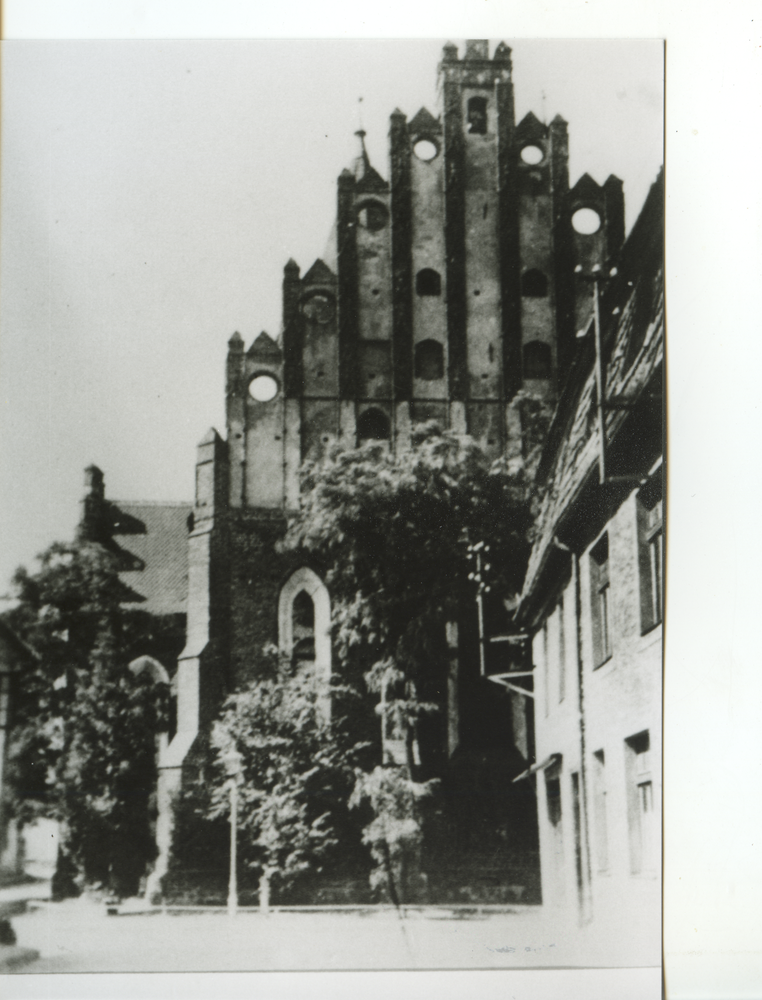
222 746 242 918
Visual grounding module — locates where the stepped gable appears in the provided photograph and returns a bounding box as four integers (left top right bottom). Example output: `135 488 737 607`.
408 106 442 135
516 110 549 144
355 165 388 194
570 172 604 199
302 258 336 286
247 331 282 360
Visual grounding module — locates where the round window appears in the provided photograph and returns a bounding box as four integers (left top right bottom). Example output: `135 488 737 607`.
301 293 335 324
571 207 602 235
248 374 279 402
413 138 439 162
356 202 388 232
520 144 544 165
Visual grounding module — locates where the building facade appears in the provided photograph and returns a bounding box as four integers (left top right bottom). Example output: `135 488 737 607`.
514 172 663 962
62 40 659 908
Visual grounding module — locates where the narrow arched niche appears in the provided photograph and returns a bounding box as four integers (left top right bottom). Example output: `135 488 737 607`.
357 408 391 443
414 340 444 381
415 268 442 297
523 340 552 379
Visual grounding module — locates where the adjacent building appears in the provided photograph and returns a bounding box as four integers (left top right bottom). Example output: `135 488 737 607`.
514 171 663 960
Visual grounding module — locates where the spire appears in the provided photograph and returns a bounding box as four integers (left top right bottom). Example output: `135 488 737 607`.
351 127 388 193
353 128 371 181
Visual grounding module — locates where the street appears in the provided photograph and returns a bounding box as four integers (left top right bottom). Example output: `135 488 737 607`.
7 895 659 972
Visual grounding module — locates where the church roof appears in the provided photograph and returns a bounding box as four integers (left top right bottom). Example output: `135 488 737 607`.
109 501 192 616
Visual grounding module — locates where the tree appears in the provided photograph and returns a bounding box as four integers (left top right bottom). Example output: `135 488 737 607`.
283 425 537 899
3 541 169 899
284 424 534 769
203 648 372 907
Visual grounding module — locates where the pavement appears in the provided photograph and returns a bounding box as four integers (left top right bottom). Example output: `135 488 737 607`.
2 891 660 973
0 879 51 972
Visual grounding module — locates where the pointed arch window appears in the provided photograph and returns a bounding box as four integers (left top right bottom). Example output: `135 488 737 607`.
416 268 442 297
414 340 444 381
522 269 548 298
357 408 391 443
278 568 332 719
291 590 316 663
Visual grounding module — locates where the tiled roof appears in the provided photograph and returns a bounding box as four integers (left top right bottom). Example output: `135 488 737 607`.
109 501 192 616
520 173 664 611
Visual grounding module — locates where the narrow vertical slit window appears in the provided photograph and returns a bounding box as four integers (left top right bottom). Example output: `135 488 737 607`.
542 622 549 718
590 533 611 667
625 731 657 876
637 482 663 633
592 750 609 873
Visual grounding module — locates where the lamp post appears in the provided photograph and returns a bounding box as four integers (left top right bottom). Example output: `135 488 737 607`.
222 746 242 918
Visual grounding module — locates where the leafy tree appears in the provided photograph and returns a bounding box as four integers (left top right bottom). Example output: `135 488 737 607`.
284 424 534 772
349 764 438 905
204 647 372 907
3 541 170 899
283 425 537 899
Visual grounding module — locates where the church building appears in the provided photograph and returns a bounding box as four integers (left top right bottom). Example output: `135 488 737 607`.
76 40 653 906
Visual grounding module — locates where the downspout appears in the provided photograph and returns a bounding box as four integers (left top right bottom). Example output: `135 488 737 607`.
555 536 594 924
572 550 594 924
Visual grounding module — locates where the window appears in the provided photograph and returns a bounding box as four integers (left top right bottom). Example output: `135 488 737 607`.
523 340 551 380
467 96 488 135
291 590 316 664
356 200 388 232
414 340 444 381
301 292 335 324
357 408 390 443
278 568 331 721
522 269 548 298
544 759 565 904
625 731 657 875
590 533 611 667
542 622 549 718
413 138 439 161
571 772 584 901
592 750 609 873
248 374 279 402
546 771 562 828
415 268 442 296
637 484 663 633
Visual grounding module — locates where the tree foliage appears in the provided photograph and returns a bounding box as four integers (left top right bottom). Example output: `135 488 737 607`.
284 425 534 765
205 648 372 902
3 541 170 898
283 425 537 899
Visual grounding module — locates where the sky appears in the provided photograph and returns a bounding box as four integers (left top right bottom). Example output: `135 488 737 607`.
0 38 663 597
